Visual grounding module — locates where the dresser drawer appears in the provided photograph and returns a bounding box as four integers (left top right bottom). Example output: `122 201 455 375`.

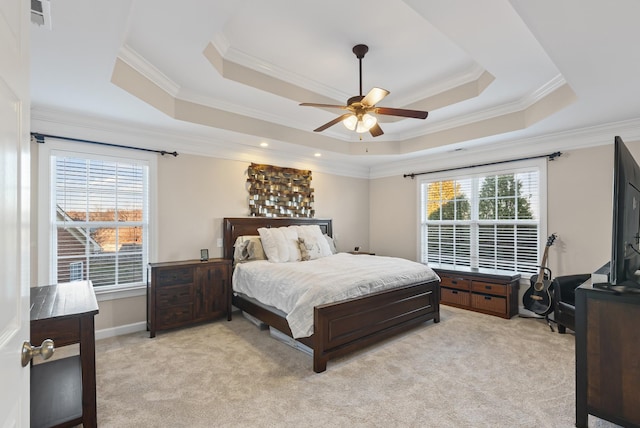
157 268 194 286
471 293 506 314
471 281 507 296
440 275 471 291
156 304 193 328
441 287 470 306
156 284 192 308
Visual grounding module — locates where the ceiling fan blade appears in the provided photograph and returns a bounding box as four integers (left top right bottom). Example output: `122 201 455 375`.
369 122 384 137
300 103 348 109
375 107 429 119
361 87 389 107
313 113 354 132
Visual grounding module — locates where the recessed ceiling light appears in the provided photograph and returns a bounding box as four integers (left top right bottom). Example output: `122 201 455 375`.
260 142 269 147
314 153 321 157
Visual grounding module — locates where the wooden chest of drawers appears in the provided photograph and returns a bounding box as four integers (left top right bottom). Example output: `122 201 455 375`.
433 266 520 319
147 259 232 337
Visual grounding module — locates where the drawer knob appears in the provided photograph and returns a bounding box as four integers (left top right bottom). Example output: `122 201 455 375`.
451 280 457 285
484 296 492 300
485 285 492 290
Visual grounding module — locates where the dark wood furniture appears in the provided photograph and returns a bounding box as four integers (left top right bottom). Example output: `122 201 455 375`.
223 217 441 373
575 281 640 428
433 266 520 319
147 258 232 338
348 251 376 255
30 281 99 428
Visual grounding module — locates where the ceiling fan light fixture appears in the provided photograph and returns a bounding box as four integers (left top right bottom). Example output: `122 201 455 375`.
355 113 377 133
343 115 358 131
362 113 377 128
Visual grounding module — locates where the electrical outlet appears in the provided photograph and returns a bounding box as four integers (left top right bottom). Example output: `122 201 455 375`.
216 238 223 247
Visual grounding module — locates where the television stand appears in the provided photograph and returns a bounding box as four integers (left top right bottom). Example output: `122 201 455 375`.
575 281 640 427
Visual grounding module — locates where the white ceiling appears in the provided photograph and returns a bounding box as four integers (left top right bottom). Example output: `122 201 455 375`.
30 0 640 177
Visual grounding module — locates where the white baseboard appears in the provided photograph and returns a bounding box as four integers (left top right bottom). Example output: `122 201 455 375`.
95 321 147 341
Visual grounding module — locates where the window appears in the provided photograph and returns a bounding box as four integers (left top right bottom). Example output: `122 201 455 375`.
40 141 154 294
419 160 545 276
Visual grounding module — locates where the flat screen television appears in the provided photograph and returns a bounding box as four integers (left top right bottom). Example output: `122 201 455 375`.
608 136 640 289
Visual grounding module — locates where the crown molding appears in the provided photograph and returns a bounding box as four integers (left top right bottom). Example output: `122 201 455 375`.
30 107 372 179
208 36 348 102
369 117 640 179
117 44 181 97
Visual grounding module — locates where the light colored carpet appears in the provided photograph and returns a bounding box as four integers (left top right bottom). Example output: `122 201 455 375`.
93 306 619 427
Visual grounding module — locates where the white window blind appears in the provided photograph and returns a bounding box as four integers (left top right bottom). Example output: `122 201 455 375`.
52 154 149 288
420 164 542 275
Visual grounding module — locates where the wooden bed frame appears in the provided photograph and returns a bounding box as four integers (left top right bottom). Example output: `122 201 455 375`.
223 217 440 372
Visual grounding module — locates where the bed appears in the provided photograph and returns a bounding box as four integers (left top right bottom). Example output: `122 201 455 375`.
223 217 440 372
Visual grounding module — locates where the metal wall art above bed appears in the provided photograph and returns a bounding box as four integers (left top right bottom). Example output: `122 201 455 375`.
247 163 314 217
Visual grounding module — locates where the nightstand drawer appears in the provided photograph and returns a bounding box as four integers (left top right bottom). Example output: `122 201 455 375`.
471 293 506 314
440 276 471 291
441 288 470 306
471 281 507 296
156 284 192 307
157 268 193 286
157 304 193 327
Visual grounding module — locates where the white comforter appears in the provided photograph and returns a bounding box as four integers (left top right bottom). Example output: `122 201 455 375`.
232 253 439 338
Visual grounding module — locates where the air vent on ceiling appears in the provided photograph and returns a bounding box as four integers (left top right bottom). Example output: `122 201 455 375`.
31 0 52 29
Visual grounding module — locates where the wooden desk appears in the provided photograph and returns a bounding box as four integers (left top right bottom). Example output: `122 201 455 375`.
575 282 640 428
30 281 99 428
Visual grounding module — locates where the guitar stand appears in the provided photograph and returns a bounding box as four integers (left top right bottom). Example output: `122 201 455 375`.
545 314 556 333
542 266 555 332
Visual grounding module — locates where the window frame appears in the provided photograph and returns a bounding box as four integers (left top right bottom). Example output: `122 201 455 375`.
38 138 158 300
416 158 547 278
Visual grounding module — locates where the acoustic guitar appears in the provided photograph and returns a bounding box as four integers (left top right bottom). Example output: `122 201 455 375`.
523 233 557 315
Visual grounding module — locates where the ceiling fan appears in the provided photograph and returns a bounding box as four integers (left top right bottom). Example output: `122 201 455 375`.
300 44 429 137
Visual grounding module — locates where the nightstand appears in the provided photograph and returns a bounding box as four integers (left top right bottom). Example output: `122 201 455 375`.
147 258 232 337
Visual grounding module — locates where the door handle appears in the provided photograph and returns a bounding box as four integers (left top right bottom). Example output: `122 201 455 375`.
21 339 55 367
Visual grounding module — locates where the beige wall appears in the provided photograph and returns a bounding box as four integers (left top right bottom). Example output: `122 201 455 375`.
370 141 640 278
546 144 614 276
370 175 418 259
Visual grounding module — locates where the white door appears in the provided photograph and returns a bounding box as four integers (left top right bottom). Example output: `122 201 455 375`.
0 0 31 426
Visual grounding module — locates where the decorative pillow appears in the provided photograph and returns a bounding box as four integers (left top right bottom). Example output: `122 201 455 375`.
298 237 323 261
290 225 332 259
324 233 337 254
258 227 301 262
233 236 266 263
244 239 266 260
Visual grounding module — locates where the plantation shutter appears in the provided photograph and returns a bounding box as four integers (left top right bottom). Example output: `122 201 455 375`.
420 166 541 275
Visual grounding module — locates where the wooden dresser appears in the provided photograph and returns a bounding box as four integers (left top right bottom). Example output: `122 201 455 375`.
147 258 232 337
433 266 521 319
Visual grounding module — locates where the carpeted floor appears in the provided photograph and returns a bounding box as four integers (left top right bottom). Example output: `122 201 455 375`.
92 306 619 427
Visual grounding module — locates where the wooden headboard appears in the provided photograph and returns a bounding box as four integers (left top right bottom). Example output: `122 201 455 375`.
223 217 332 260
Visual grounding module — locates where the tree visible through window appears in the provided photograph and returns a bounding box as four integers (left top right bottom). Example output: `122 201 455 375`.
421 168 540 275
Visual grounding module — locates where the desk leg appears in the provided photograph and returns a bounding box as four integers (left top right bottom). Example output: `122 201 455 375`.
80 315 97 428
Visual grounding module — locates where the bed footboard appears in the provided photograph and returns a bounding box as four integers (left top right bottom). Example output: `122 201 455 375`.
312 280 440 373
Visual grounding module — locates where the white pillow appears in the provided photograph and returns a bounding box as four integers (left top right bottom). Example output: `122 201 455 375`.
258 227 301 262
324 233 337 254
